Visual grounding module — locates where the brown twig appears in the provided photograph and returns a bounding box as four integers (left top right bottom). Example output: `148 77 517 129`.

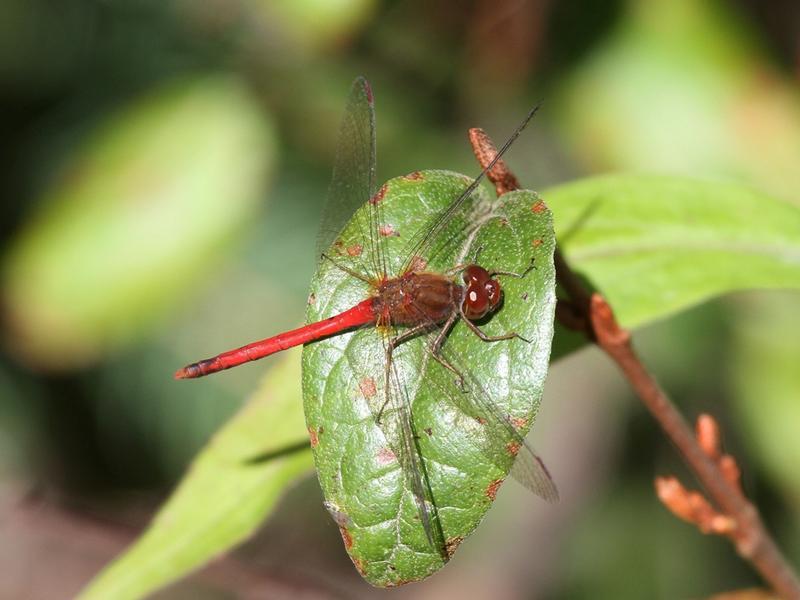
656 414 741 537
468 127 800 599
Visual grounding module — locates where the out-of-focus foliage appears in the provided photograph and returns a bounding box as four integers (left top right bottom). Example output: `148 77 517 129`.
79 348 311 600
556 0 800 203
2 77 274 369
249 0 378 51
2 0 800 598
729 293 800 501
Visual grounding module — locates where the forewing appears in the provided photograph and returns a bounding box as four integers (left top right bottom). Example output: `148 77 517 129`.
315 77 379 274
383 330 447 553
398 105 541 273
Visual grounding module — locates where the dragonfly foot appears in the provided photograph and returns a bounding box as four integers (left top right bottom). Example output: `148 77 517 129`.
490 256 536 279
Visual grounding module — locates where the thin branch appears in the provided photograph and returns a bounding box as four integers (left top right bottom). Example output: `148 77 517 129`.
655 414 742 536
468 127 800 599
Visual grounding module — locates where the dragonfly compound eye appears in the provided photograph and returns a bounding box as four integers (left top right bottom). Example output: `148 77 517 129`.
462 264 490 286
463 283 489 319
485 279 502 309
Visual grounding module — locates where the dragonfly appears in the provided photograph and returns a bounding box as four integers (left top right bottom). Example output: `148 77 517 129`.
176 77 557 582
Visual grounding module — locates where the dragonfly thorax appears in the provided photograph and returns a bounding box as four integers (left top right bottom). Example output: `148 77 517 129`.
373 272 461 327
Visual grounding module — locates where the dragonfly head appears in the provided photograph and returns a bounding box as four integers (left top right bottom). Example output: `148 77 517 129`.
461 265 502 320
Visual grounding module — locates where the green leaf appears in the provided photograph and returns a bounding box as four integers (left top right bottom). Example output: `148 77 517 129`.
547 174 800 334
302 170 557 586
78 348 312 600
1 76 274 370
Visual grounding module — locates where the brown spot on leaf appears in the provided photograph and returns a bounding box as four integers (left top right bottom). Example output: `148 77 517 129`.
359 377 377 398
424 427 433 436
369 183 387 205
379 224 399 237
339 526 354 550
346 243 363 257
486 479 503 501
404 170 424 180
377 447 396 465
445 536 464 559
507 441 522 456
352 556 367 576
521 292 529 301
531 200 547 213
532 238 543 248
475 416 488 425
308 426 319 448
511 416 528 429
307 292 316 305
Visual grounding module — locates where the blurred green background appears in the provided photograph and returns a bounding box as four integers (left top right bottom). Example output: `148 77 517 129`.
1 0 799 597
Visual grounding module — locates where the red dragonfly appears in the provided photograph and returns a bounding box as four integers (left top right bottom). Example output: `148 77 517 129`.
176 78 556 568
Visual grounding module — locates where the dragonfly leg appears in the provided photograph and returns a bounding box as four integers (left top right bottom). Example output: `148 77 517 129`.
489 256 536 279
459 306 532 344
426 313 470 391
378 323 431 423
320 252 373 283
442 263 469 277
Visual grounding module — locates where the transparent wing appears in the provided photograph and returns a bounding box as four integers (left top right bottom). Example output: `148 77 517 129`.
337 320 448 558
368 315 555 559
385 341 448 555
398 104 541 274
427 339 558 502
316 77 379 273
398 296 558 502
